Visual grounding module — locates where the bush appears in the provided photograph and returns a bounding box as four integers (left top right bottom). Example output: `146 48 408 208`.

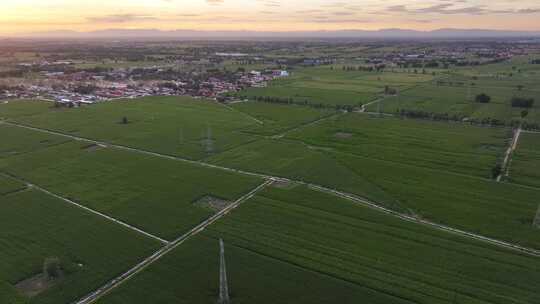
43 257 62 279
475 93 491 103
511 97 535 108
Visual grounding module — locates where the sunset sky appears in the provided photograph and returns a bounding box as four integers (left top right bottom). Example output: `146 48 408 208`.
1 0 540 35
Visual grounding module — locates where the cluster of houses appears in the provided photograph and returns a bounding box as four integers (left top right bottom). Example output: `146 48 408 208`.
0 66 290 107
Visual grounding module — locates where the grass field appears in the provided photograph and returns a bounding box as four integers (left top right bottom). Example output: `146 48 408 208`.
1 97 259 160
0 188 160 304
508 132 540 188
208 119 540 249
230 102 335 135
363 56 540 124
0 124 70 160
0 140 262 240
96 235 389 304
0 175 25 195
204 186 540 304
367 84 540 123
286 114 509 178
237 66 434 107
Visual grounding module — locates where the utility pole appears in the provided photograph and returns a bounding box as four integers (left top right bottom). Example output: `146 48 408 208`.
534 204 540 229
218 239 230 304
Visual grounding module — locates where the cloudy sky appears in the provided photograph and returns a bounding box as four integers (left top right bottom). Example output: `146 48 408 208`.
1 0 540 34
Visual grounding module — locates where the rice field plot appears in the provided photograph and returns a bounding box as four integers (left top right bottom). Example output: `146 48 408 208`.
508 132 540 188
0 175 25 195
286 114 508 178
0 140 262 241
207 138 395 207
1 96 260 160
230 102 336 136
96 235 381 304
238 67 433 107
368 83 540 123
208 136 540 249
0 188 160 304
204 186 540 304
0 124 71 160
0 100 52 119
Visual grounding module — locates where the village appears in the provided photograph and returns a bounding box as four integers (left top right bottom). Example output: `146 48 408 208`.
0 60 289 107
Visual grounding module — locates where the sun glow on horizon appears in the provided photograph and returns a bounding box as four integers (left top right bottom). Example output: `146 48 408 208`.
1 0 540 35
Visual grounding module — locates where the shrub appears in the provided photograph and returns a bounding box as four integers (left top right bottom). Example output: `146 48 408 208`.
43 257 62 279
511 97 535 108
475 93 491 103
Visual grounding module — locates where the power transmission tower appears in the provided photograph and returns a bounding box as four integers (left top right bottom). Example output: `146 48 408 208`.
534 204 540 229
218 239 230 304
206 125 214 153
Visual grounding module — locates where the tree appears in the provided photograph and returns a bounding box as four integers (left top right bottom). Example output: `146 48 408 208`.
43 258 62 279
511 97 535 108
121 116 129 124
475 93 491 104
517 85 524 91
521 110 529 118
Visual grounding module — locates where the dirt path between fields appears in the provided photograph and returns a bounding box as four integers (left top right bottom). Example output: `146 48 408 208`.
497 127 522 182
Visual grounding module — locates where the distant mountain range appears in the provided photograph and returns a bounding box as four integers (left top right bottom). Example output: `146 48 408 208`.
14 28 540 40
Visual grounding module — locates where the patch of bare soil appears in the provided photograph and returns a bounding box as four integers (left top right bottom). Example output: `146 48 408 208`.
193 196 231 212
82 143 105 152
15 273 60 298
270 179 298 189
335 132 353 139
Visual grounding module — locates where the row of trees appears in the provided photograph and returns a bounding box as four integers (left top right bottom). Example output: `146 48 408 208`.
242 95 358 112
397 109 540 130
340 65 386 72
511 97 535 108
474 94 535 109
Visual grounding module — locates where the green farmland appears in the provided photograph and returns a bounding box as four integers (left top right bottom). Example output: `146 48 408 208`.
230 102 335 136
0 139 262 240
1 97 257 160
2 71 540 303
0 188 160 304
208 115 540 249
508 132 540 187
97 235 380 304
237 66 435 107
202 186 540 304
0 175 25 195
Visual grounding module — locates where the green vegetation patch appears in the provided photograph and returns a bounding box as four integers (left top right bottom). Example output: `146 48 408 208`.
231 102 335 135
0 124 71 159
208 128 540 249
286 114 508 178
0 140 262 240
0 189 160 304
0 175 26 196
1 97 260 160
207 186 540 304
97 235 386 304
508 132 540 187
